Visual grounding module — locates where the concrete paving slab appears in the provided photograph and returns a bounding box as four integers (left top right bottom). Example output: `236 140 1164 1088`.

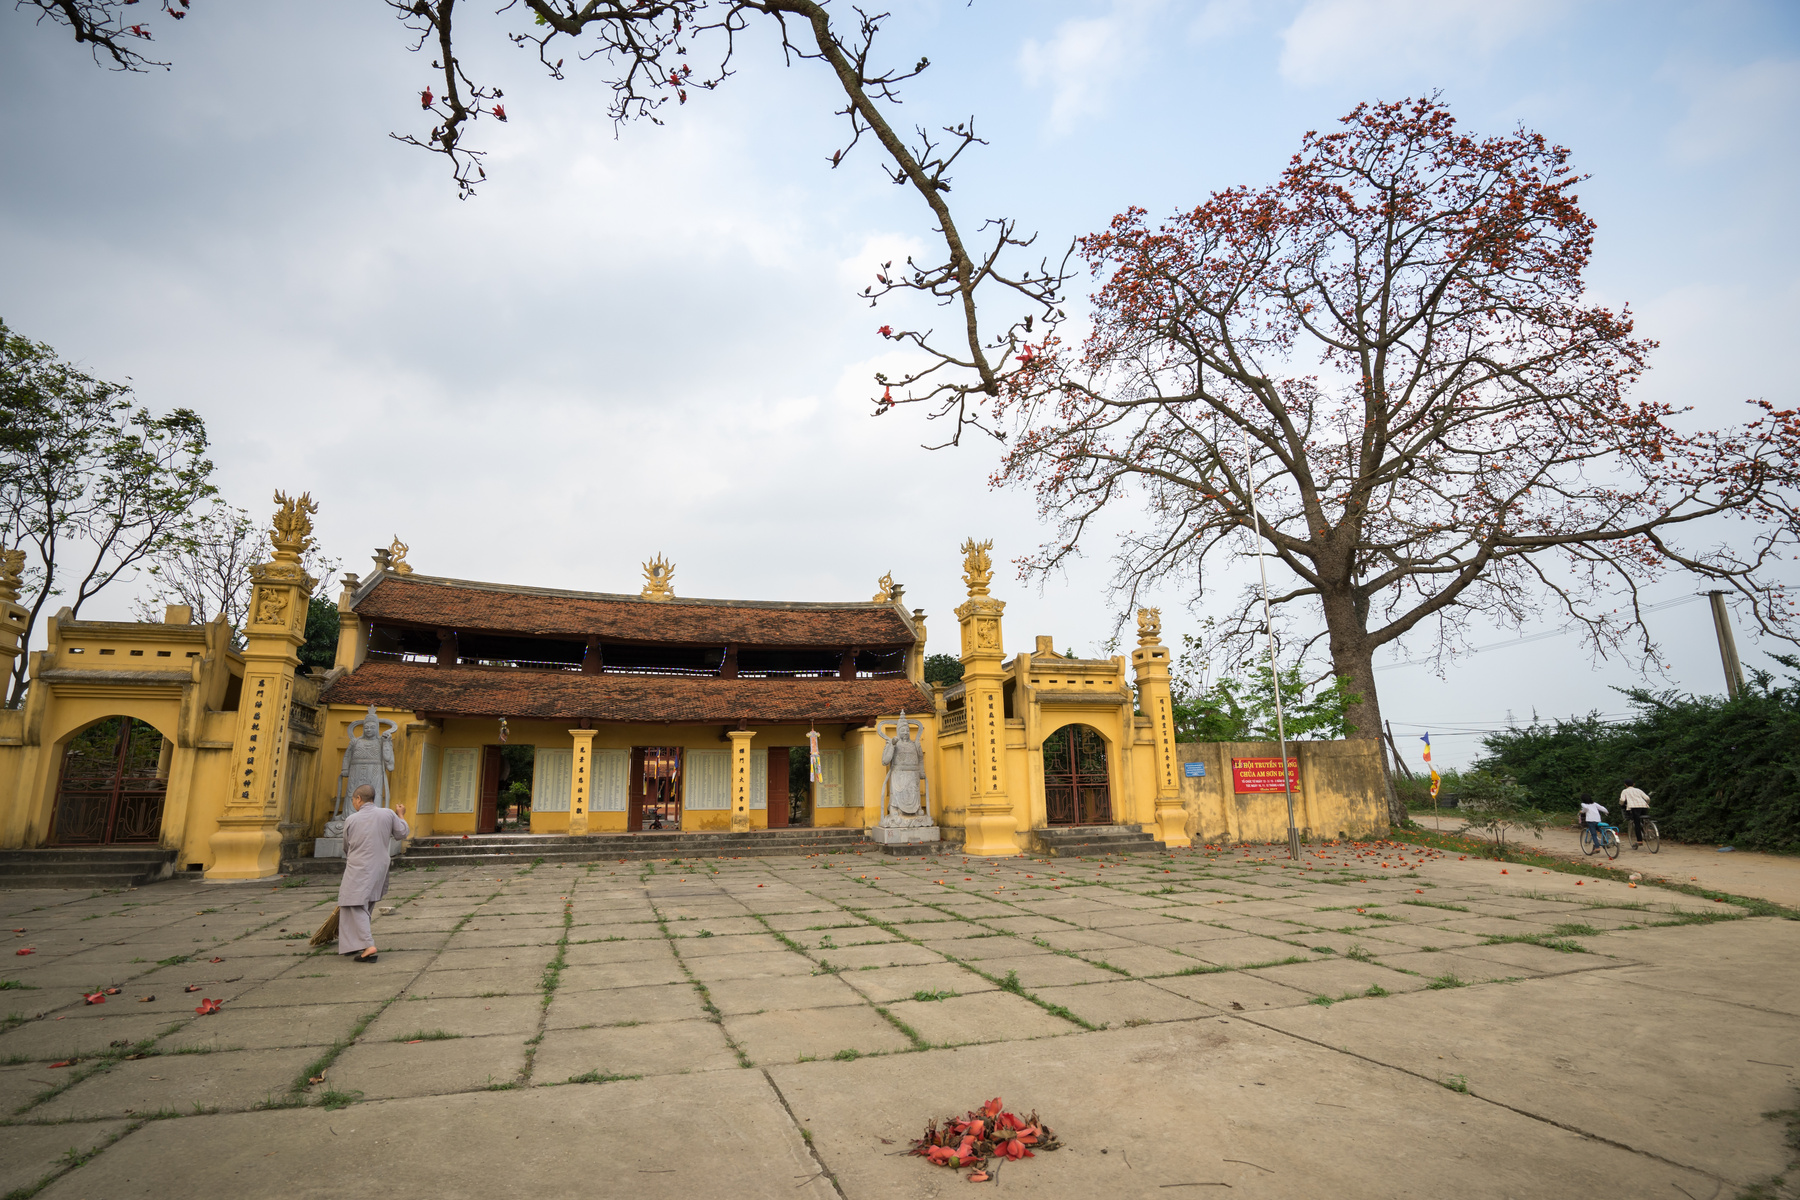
0 1119 131 1196
229 971 409 1008
767 1024 1725 1199
366 994 543 1040
703 972 867 1016
724 1004 913 1063
837 962 999 1003
885 990 1078 1046
28 1046 316 1119
1243 958 1426 998
562 938 677 966
1 1011 186 1060
556 957 688 990
35 1068 835 1200
1147 969 1316 1011
1184 936 1306 967
429 944 557 973
685 949 819 982
1375 950 1544 984
1248 955 1800 1184
812 942 946 970
330 1031 528 1098
1076 944 1199 977
532 1018 740 1080
159 1001 368 1052
1032 979 1212 1026
401 966 540 998
542 982 706 1029
672 932 785 958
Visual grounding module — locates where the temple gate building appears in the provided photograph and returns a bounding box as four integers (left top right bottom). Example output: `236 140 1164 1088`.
0 498 1386 884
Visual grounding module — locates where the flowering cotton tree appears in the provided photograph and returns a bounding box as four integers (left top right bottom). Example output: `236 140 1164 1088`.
996 98 1800 820
22 0 1069 442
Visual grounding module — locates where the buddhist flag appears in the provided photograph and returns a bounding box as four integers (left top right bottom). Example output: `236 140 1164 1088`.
1421 733 1440 799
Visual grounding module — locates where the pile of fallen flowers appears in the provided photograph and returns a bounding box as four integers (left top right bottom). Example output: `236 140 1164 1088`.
909 1097 1060 1183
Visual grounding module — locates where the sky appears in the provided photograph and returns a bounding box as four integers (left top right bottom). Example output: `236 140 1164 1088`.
2 0 1796 766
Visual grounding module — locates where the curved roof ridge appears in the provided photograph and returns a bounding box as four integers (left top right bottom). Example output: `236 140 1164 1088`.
356 571 908 613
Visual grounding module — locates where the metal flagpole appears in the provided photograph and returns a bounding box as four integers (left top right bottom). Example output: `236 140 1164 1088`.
1243 432 1301 860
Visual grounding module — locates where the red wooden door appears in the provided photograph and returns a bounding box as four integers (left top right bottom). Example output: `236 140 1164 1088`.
627 746 646 831
478 745 501 833
767 747 789 828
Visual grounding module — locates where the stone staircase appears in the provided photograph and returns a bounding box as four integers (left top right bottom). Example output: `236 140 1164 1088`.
0 847 179 890
1030 825 1167 858
286 827 880 874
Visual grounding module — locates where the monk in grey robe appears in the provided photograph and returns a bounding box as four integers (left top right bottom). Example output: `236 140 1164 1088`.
337 784 409 962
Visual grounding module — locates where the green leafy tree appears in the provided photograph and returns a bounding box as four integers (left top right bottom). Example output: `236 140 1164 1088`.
923 653 964 686
299 598 339 672
1172 664 1360 742
0 319 217 706
1452 769 1546 848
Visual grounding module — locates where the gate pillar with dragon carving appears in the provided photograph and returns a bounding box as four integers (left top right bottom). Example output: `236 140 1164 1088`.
955 539 1020 857
207 492 317 881
1130 608 1191 848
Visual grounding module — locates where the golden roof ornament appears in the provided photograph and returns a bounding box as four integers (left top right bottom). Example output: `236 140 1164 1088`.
872 571 896 602
641 554 676 601
269 490 318 557
960 538 994 596
388 537 414 576
1136 607 1163 642
258 491 318 582
0 548 23 605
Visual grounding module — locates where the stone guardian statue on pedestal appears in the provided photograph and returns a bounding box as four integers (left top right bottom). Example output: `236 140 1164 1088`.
317 705 400 858
872 711 939 847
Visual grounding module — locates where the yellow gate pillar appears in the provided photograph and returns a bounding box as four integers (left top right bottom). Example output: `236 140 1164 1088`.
955 539 1020 857
568 729 596 836
1131 608 1191 848
728 729 757 833
208 493 317 881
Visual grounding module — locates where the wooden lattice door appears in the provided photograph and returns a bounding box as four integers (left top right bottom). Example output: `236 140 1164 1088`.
1043 724 1111 826
51 717 168 845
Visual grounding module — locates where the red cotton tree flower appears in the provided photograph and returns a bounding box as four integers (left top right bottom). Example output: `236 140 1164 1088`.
997 97 1800 822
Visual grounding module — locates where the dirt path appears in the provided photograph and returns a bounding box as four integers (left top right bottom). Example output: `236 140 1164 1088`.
1412 809 1800 908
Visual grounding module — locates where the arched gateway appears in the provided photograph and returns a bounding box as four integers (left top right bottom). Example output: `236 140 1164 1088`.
51 717 169 845
1042 723 1111 826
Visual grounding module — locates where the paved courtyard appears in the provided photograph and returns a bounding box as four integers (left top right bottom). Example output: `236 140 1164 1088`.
2 840 1796 1199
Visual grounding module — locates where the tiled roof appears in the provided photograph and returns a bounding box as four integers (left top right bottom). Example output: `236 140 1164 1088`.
320 660 932 724
352 575 916 647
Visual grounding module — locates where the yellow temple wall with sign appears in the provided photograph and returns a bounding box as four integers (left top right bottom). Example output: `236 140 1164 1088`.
1172 740 1388 844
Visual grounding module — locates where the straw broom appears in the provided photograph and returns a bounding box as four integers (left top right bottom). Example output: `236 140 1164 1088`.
309 906 340 947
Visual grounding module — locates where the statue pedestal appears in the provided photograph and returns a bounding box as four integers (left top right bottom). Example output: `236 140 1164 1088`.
871 824 939 845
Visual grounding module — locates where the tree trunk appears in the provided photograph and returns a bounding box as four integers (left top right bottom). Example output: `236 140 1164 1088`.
1322 592 1409 828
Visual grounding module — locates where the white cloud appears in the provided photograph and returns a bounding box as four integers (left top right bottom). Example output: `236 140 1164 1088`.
1018 0 1163 136
1277 0 1564 87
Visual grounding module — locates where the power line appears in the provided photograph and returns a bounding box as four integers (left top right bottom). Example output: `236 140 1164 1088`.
1372 594 1706 673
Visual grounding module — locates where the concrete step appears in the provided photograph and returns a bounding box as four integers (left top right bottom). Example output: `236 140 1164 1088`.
284 830 879 874
0 847 177 890
1031 826 1167 857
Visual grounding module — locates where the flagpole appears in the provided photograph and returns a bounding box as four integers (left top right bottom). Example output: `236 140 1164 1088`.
1244 432 1301 861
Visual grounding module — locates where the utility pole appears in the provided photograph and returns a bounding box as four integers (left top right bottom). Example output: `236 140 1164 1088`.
1706 591 1746 699
1244 434 1301 861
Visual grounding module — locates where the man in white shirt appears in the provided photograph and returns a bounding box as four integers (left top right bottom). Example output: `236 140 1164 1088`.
1618 781 1652 848
1577 793 1607 851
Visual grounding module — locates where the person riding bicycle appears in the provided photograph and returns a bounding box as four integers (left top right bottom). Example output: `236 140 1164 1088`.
1618 780 1652 848
1577 793 1608 848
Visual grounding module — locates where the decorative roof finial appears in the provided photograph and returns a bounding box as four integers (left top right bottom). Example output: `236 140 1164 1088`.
1136 607 1163 643
641 554 676 601
872 571 895 602
960 538 994 597
0 548 23 606
269 491 318 559
389 537 414 576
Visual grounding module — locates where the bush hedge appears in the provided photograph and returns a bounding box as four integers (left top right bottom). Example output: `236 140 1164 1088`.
1473 664 1800 853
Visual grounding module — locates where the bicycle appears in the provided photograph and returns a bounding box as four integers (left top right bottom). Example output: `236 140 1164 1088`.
1580 821 1622 860
1627 813 1660 854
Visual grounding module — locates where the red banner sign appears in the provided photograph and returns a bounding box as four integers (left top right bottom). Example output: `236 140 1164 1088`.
1231 757 1300 794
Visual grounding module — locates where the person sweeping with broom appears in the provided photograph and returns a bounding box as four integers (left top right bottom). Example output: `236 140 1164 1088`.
325 785 408 963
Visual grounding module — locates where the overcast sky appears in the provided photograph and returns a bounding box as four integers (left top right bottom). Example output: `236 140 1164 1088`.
3 0 1796 765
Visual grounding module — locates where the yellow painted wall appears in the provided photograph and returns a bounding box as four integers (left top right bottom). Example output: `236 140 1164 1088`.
1172 740 1388 844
